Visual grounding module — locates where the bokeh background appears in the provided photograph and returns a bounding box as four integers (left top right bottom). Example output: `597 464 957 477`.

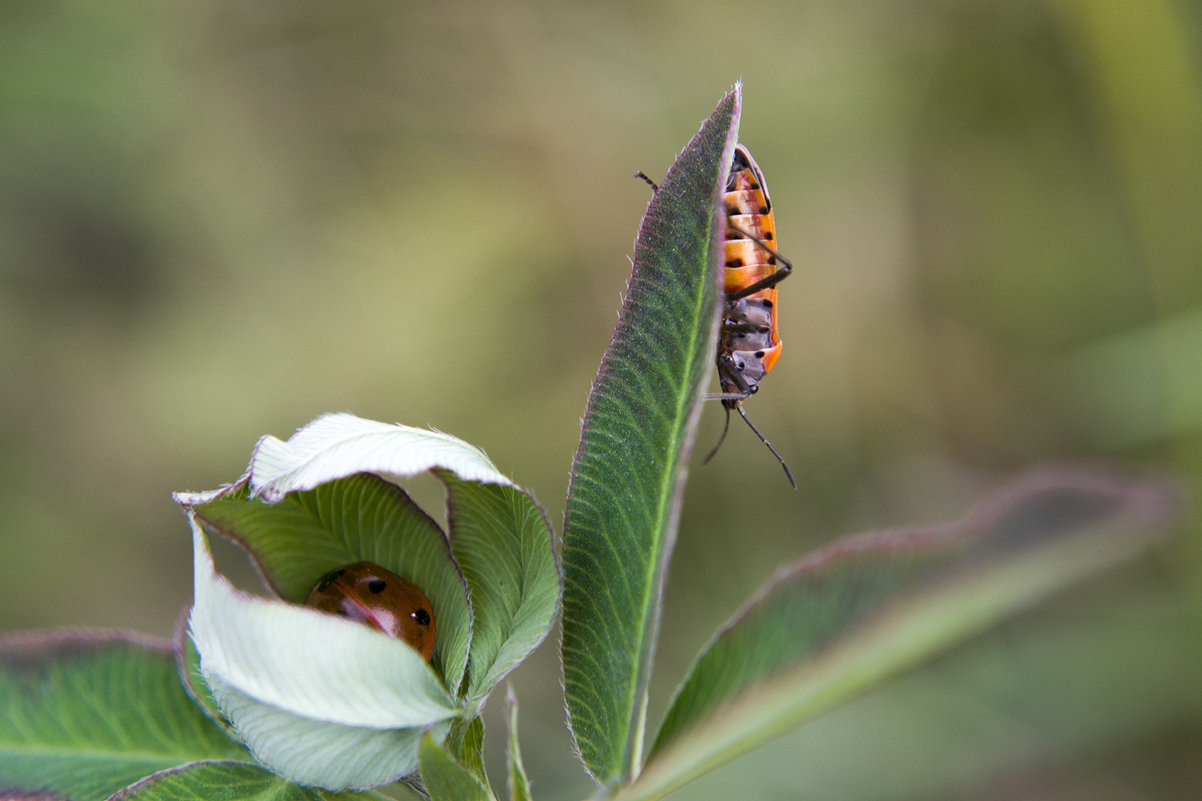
2 1 1200 798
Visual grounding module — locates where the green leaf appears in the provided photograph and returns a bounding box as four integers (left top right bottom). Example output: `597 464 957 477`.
186 475 471 692
0 630 248 801
505 688 532 801
441 475 559 703
620 469 1177 801
107 761 325 801
419 732 495 801
186 515 459 789
560 85 742 785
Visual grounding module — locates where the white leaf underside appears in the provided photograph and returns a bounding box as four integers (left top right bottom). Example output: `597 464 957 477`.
250 413 514 501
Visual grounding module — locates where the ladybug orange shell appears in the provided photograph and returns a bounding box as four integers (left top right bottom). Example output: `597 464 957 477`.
304 561 436 662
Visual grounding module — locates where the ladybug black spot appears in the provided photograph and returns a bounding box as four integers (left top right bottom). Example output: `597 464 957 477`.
368 579 387 594
726 258 744 268
414 608 432 626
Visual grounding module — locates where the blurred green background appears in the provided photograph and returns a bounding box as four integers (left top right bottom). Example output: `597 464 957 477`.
2 1 1200 798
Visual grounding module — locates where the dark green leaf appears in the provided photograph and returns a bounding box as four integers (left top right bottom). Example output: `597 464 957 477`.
561 84 742 785
0 630 248 801
107 761 323 801
441 475 559 703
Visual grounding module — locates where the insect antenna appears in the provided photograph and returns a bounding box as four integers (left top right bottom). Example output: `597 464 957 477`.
703 404 733 465
734 404 797 490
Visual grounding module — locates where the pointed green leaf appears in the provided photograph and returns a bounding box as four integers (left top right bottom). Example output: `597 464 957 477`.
185 474 471 692
107 761 325 801
622 470 1177 801
442 475 559 703
419 732 495 801
0 631 248 801
561 85 742 785
505 688 532 801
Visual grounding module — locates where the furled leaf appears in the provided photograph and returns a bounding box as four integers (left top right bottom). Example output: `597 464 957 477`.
419 732 495 801
187 516 459 789
0 630 247 801
560 85 742 785
442 475 559 704
202 672 450 791
620 469 1177 801
189 516 457 726
186 475 471 693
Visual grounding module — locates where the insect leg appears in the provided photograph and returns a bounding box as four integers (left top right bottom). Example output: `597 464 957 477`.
709 352 758 398
725 220 793 300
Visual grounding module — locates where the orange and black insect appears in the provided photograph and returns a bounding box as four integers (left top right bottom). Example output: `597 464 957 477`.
707 144 795 488
637 144 795 488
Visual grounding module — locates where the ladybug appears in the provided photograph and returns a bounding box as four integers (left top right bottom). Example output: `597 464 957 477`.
305 561 436 662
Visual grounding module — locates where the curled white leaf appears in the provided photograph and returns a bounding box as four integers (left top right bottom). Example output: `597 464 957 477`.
207 672 450 789
249 412 514 501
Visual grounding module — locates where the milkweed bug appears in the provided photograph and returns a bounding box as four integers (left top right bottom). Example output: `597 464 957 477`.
636 144 796 488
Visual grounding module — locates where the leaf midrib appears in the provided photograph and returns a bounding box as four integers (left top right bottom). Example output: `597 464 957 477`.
619 209 717 780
